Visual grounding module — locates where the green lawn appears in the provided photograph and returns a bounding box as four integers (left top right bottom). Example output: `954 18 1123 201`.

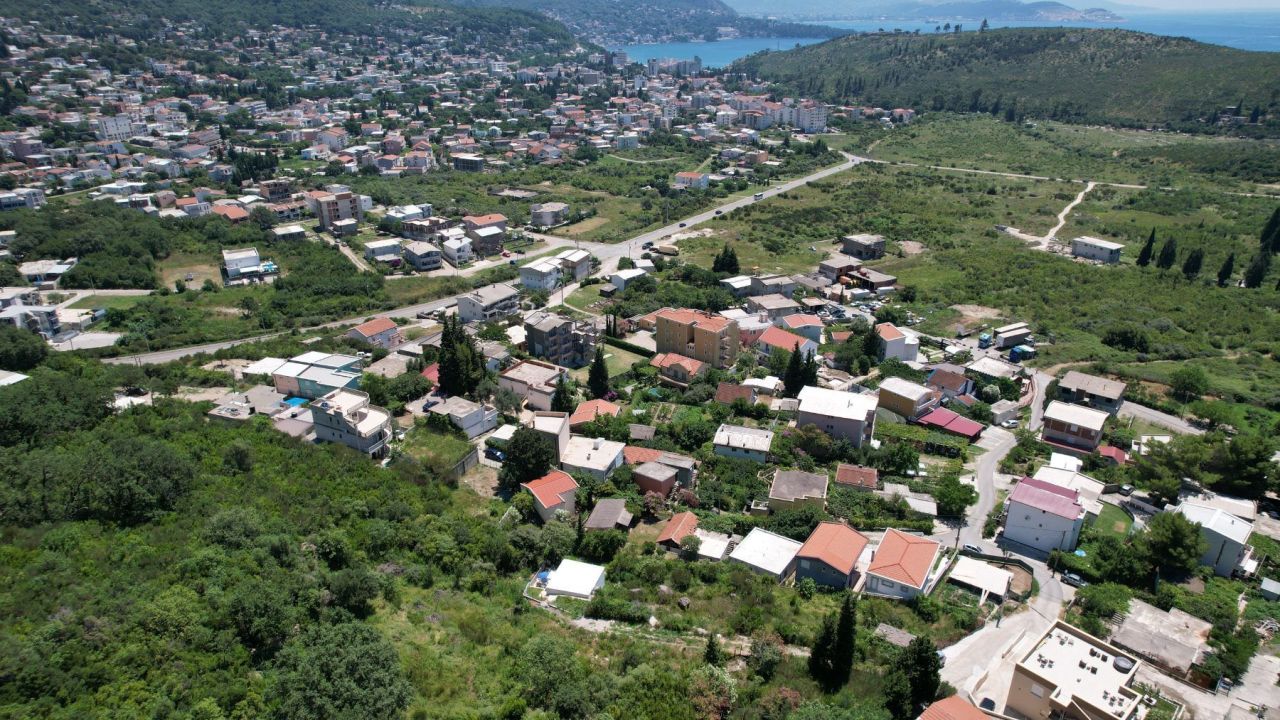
571 346 646 382
67 294 148 311
563 285 606 314
402 425 474 470
1092 503 1133 539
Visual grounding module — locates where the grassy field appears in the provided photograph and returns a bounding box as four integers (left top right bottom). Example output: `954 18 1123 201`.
157 250 222 290
1092 503 1133 539
401 425 474 469
563 284 607 314
383 275 474 306
67 294 148 311
570 345 646 382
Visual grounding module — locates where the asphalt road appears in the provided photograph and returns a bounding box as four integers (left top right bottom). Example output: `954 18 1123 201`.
101 154 865 365
1118 400 1204 436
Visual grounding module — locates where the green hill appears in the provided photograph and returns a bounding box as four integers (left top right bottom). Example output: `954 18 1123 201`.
734 28 1280 130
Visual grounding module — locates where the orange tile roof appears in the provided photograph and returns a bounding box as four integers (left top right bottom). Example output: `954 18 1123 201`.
569 399 620 427
464 213 507 226
876 322 904 341
623 446 664 465
798 522 868 576
655 307 732 332
757 326 809 353
657 511 699 545
782 314 824 328
919 696 988 720
211 205 249 221
867 529 941 590
521 470 578 509
834 463 878 489
650 352 705 375
351 317 398 337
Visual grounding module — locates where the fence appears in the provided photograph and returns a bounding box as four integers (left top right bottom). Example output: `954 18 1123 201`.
449 447 479 479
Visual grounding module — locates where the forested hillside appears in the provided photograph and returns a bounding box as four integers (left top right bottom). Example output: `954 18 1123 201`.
735 28 1280 131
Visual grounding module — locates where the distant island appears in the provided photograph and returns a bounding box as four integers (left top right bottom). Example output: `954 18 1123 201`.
724 0 1124 23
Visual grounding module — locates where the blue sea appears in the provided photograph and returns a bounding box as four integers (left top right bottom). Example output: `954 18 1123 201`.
615 11 1280 67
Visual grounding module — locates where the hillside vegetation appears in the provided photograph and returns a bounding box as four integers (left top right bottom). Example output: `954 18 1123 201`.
735 28 1280 131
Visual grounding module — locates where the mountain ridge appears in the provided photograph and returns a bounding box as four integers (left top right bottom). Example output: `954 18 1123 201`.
725 0 1123 22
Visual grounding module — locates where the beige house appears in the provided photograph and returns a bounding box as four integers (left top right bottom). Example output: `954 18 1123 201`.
1041 401 1109 452
796 386 878 447
768 469 828 511
1006 621 1141 720
654 308 740 369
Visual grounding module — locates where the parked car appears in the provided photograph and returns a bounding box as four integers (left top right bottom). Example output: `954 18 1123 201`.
1062 572 1089 588
422 399 440 411
1119 484 1135 496
714 209 722 215
416 310 433 319
501 251 511 257
678 222 687 228
484 447 506 462
1001 419 1019 429
963 543 983 554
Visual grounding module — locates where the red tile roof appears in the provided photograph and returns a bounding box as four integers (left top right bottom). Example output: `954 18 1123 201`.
876 322 904 341
351 317 398 338
1098 445 1128 465
834 463 878 489
650 352 705 375
464 213 507 226
917 407 985 441
798 522 869 576
623 446 664 465
211 204 249 221
920 696 988 720
569 399 620 428
521 470 578 509
657 511 699 545
655 307 733 332
421 363 439 383
782 314 824 329
756 326 809 353
830 331 853 344
868 529 941 590
1009 476 1084 520
715 382 754 405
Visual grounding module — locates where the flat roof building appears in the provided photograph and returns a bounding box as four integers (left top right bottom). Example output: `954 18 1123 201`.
729 528 802 581
1006 621 1140 720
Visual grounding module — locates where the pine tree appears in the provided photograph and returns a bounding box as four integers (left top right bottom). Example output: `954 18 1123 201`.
903 637 942 708
882 669 914 720
832 593 857 687
1136 229 1155 267
807 614 839 690
783 343 806 397
704 633 723 667
1155 237 1178 270
1260 206 1280 253
587 346 610 399
1181 248 1204 280
550 373 574 412
712 244 739 274
1217 252 1236 287
1243 251 1272 288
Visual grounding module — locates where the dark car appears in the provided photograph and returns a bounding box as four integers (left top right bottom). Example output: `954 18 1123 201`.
678 222 686 228
422 399 440 412
714 209 722 215
963 543 983 554
1062 572 1089 588
484 447 506 462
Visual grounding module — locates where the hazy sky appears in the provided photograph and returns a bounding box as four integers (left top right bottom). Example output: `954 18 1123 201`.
1122 0 1280 10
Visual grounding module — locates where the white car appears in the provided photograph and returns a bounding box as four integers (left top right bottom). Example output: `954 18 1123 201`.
1001 419 1019 429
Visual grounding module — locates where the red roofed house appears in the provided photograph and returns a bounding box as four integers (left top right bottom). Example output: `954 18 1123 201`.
657 511 698 551
919 695 988 720
521 470 578 522
650 352 707 389
834 463 878 491
569 399 620 430
211 204 250 223
1098 445 1128 466
623 445 664 465
916 407 985 442
778 314 826 343
345 317 404 349
462 213 508 232
755 326 818 359
715 381 756 406
421 363 440 384
795 521 870 588
866 529 943 600
876 321 918 362
1004 476 1085 553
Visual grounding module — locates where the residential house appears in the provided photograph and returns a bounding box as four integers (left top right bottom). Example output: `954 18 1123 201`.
877 377 938 420
345 317 404 349
1004 476 1086 553
841 233 886 260
554 248 592 282
457 283 519 323
657 511 701 552
519 257 564 291
584 498 632 531
402 241 442 271
926 368 975 401
797 386 878 447
834 464 878 491
441 236 474 267
750 274 798 298
569 399 620 431
1041 401 1109 452
818 253 862 281
311 389 392 458
1005 622 1141 720
865 529 943 600
468 225 505 256
756 326 817 359
654 308 740 369
1071 236 1124 264
524 311 597 368
1175 501 1254 577
499 360 568 411
430 396 498 439
876 322 919 363
768 469 829 512
532 411 571 458
634 461 679 497
674 171 710 189
364 239 402 263
1058 371 1126 415
268 352 363 399
713 423 773 463
522 470 578 522
729 528 802 581
919 696 989 720
795 522 869 589
610 268 648 291
561 436 625 480
747 293 801 321
778 314 825 343
650 352 707 388
544 558 605 600
530 201 569 228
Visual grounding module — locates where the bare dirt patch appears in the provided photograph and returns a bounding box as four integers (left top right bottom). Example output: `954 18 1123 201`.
668 227 716 243
557 216 610 236
949 304 1004 332
899 240 925 256
460 464 498 498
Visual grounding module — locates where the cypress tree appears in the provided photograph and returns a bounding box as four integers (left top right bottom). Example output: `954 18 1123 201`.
1217 252 1235 287
903 636 942 708
1181 248 1204 280
1261 207 1280 253
1155 237 1178 270
832 593 857 686
587 346 610 399
1243 251 1272 288
783 343 805 397
808 614 839 690
704 633 723 667
550 373 573 412
1136 229 1155 267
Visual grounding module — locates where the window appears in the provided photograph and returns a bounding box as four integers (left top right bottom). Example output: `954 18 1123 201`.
800 559 810 570
1030 683 1045 698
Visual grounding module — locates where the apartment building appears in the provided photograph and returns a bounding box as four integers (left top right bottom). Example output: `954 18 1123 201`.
1006 622 1141 720
457 283 519 323
1041 401 1109 452
401 241 442 271
796 386 878 447
524 311 598 368
498 359 568 411
310 190 362 231
1057 370 1126 415
311 389 392 458
654 307 740 369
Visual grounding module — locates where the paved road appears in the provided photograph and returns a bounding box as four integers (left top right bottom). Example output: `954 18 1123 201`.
1118 400 1204 436
101 155 864 365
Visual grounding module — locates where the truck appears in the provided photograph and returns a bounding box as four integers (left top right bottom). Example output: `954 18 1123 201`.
1009 344 1037 363
654 244 680 256
977 332 993 349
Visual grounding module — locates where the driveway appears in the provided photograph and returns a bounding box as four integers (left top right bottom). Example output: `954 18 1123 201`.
1119 401 1204 436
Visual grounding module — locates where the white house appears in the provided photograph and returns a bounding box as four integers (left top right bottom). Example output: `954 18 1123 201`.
561 436 625 480
796 386 878 447
865 529 943 600
1004 476 1086 553
876 322 918 363
522 470 578 522
729 528 802 581
364 239 402 263
610 268 648 292
1175 501 1254 577
712 423 773 463
430 396 498 439
544 558 605 600
1071 236 1123 264
457 283 519 324
519 257 564 291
